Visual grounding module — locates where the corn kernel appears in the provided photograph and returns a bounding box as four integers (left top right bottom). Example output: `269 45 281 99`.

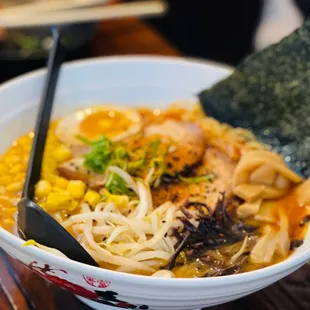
0 163 9 174
0 196 13 207
6 181 23 193
23 144 31 152
84 190 100 207
53 145 72 163
3 218 15 226
4 155 20 166
39 202 46 210
23 156 29 164
11 164 23 174
15 173 26 181
42 157 57 170
45 192 72 211
42 173 57 184
0 176 13 185
35 180 52 198
69 200 79 211
54 176 69 190
67 180 86 199
104 190 129 208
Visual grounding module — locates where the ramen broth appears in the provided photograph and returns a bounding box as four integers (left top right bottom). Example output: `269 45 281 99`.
0 103 309 278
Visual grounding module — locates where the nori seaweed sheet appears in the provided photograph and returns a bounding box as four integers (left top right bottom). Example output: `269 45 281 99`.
199 19 310 177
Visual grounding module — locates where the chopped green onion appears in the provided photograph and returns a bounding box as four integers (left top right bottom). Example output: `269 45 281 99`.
105 172 131 196
179 174 215 184
78 134 169 186
76 135 93 145
83 136 112 173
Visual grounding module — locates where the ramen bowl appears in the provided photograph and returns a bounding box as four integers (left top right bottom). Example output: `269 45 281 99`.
0 56 309 310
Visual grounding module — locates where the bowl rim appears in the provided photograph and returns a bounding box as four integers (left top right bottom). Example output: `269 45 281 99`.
0 55 309 287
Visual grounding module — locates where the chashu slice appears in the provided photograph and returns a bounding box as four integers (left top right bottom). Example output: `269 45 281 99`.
144 119 205 175
58 157 105 190
152 146 237 215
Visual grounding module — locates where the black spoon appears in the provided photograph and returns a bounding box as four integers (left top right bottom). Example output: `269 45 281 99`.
17 26 98 267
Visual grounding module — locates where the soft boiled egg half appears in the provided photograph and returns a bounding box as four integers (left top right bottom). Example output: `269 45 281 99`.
55 105 142 145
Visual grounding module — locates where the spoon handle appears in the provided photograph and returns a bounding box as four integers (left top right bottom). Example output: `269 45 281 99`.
23 28 65 199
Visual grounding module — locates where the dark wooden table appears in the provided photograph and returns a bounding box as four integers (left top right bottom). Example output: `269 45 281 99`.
0 17 310 310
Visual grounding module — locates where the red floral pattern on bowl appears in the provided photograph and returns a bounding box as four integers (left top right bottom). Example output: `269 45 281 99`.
83 275 111 288
27 261 149 309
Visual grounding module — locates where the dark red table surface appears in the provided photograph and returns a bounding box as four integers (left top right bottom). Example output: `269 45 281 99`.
0 17 310 310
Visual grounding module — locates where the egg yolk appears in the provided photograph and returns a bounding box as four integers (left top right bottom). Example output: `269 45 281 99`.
79 110 133 139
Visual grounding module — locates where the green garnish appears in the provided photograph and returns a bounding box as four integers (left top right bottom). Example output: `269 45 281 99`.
78 135 169 186
148 139 161 155
76 135 93 145
127 158 145 174
105 172 131 196
112 146 130 169
179 174 215 184
114 146 129 160
83 136 112 173
146 139 170 186
77 135 130 173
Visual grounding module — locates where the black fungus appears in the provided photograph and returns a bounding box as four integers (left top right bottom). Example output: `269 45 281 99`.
180 207 194 219
171 193 179 202
182 164 192 177
161 174 177 184
164 231 191 270
300 215 310 227
164 193 255 271
290 239 304 250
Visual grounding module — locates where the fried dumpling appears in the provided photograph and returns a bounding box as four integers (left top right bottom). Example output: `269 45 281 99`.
233 150 303 202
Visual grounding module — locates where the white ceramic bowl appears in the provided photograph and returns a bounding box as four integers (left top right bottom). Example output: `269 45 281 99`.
0 56 309 310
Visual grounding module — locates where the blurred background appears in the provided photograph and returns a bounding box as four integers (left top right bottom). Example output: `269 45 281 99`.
0 0 310 83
